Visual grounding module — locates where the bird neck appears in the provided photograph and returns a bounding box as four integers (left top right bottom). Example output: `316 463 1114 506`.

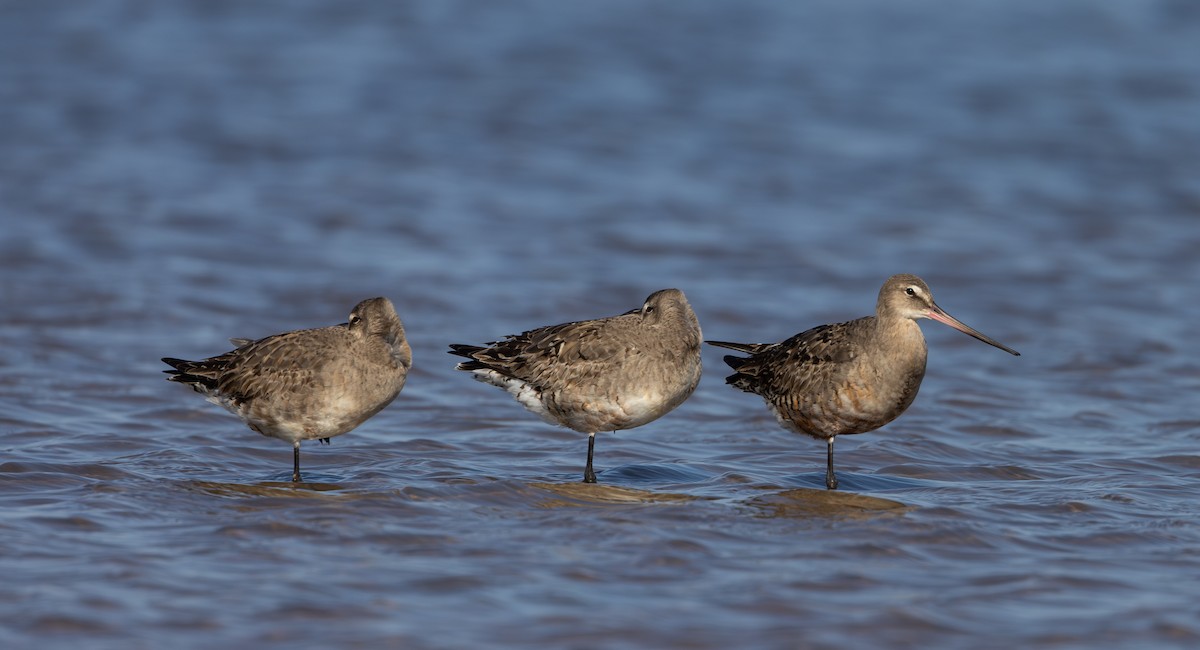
871 316 928 361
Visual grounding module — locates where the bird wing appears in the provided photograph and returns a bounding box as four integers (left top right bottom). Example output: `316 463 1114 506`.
165 327 342 407
451 313 635 384
720 319 864 397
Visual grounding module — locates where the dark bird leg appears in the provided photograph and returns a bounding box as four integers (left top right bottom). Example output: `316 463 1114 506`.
825 437 838 490
583 433 598 483
292 443 303 483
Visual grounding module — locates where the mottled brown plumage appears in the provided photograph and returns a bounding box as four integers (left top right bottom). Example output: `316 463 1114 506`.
450 288 702 483
708 274 1018 490
163 297 412 482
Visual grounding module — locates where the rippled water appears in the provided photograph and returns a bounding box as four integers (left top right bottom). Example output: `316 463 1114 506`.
3 1 1199 647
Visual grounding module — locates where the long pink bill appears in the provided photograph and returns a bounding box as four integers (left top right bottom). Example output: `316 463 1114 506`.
927 304 1020 356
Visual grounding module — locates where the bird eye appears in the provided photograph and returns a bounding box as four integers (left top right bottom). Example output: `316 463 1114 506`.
905 287 916 297
349 315 362 325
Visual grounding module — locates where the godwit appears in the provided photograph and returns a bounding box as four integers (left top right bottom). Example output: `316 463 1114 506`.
449 289 702 483
708 274 1018 490
162 297 412 482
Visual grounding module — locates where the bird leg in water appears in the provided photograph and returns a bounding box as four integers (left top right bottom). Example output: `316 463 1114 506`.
293 443 303 483
583 433 598 483
826 437 838 490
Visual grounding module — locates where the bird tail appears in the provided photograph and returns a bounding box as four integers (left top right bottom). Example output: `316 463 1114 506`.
448 344 489 371
704 340 762 354
705 340 777 373
161 357 220 391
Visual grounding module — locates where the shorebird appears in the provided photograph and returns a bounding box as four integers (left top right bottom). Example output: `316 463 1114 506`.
162 297 412 482
449 289 702 483
707 274 1018 490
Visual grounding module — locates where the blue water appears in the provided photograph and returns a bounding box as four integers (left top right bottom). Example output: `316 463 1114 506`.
2 1 1199 648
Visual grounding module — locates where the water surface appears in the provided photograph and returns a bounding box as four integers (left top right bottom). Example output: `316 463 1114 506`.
2 1 1199 648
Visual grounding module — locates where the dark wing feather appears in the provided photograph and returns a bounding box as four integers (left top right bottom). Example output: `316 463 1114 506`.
706 340 775 356
717 319 866 396
163 327 338 406
448 343 489 371
161 355 232 392
450 314 632 382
